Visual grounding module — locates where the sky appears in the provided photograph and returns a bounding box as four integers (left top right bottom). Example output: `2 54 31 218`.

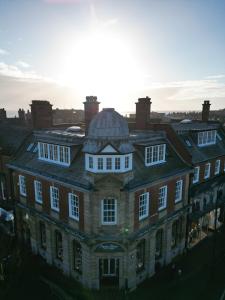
0 0 225 116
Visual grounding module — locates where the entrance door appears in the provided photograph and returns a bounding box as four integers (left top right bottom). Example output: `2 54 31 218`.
99 258 119 287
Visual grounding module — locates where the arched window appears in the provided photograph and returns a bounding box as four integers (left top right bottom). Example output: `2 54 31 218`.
136 239 145 273
55 230 63 260
40 221 46 249
155 229 163 258
73 240 82 274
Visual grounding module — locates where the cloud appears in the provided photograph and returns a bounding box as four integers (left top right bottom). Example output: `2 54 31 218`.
16 60 30 68
0 48 9 55
205 74 225 79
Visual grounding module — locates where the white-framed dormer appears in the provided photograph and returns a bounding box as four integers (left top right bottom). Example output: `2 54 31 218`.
145 144 166 166
197 130 216 147
85 153 133 173
38 142 71 166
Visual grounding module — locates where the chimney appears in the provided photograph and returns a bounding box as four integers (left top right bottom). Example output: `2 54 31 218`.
30 100 53 129
202 100 211 122
18 108 25 122
83 96 100 134
0 108 7 121
135 96 152 130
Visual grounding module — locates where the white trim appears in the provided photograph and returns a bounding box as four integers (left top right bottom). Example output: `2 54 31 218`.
139 192 149 220
50 186 59 212
68 193 79 221
198 130 217 147
175 180 183 203
215 159 221 175
34 180 43 204
38 142 71 166
193 166 200 184
158 185 167 211
101 198 117 225
145 144 166 166
19 175 27 196
85 153 132 173
204 163 211 179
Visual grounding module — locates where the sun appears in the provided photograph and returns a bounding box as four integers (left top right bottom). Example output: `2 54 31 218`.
57 30 144 105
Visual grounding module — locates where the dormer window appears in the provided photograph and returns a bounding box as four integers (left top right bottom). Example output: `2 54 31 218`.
145 144 166 166
38 142 70 166
198 130 216 146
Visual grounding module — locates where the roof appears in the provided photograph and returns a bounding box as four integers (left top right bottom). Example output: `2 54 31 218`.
88 108 129 139
0 124 31 156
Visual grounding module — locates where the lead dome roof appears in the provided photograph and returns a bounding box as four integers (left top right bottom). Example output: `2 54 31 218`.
88 108 129 139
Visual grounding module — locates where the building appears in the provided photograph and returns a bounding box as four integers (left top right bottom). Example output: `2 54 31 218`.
6 96 192 290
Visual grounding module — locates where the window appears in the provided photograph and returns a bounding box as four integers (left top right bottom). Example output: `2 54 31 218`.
158 186 167 210
193 166 200 184
215 160 221 175
198 130 216 146
175 180 183 202
115 157 120 170
106 157 112 170
73 240 82 274
50 186 59 212
34 180 42 203
136 239 145 273
139 193 149 220
40 222 46 249
89 156 93 169
204 163 211 179
145 144 166 166
38 142 70 166
19 175 27 196
85 154 133 173
0 179 6 200
155 229 163 258
55 230 63 260
101 198 117 225
171 219 182 248
98 157 103 170
125 156 129 169
68 193 79 221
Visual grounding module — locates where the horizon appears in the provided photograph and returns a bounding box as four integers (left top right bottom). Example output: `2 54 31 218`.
1 0 225 112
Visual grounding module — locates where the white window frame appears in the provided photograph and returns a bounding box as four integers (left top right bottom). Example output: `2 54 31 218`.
19 175 27 196
34 180 42 204
215 159 221 175
145 144 166 166
158 186 167 211
193 166 200 184
139 192 149 220
0 180 6 200
85 153 133 173
68 193 79 221
198 130 217 147
101 198 117 225
175 180 183 203
50 186 59 212
204 163 211 179
38 142 70 166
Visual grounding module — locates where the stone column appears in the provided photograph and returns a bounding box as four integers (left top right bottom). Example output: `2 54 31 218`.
165 222 172 265
148 234 156 277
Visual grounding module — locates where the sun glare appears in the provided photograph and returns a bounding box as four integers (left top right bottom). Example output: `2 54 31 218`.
58 30 144 105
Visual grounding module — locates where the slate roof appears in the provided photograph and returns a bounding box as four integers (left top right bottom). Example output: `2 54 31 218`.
171 122 225 163
0 124 31 156
8 127 191 191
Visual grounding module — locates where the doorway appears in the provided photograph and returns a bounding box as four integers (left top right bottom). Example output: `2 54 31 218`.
99 258 119 287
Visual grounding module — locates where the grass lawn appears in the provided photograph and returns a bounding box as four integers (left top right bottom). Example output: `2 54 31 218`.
1 228 225 300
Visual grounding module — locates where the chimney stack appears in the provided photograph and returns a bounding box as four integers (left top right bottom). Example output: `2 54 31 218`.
202 100 211 122
135 96 152 130
0 108 7 121
83 96 100 134
30 100 53 129
18 108 25 122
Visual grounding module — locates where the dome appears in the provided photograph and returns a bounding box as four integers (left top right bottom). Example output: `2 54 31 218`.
88 108 129 139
